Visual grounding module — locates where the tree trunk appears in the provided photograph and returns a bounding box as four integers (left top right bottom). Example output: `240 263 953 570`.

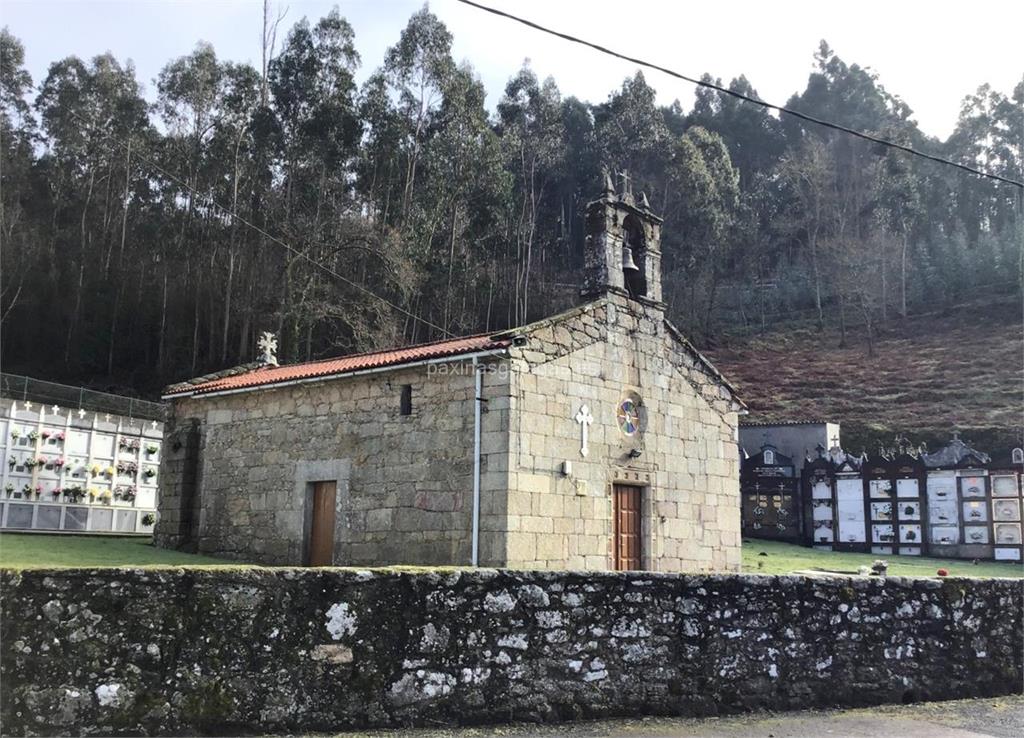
107 283 122 377
879 237 888 323
838 292 847 348
221 131 245 363
117 138 132 269
809 233 824 332
899 231 908 319
64 169 95 365
157 269 169 374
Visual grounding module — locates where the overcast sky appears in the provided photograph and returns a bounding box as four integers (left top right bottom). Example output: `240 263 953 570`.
4 0 1022 140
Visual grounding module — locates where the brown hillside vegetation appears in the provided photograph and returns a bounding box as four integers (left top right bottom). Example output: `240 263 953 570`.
707 297 1023 455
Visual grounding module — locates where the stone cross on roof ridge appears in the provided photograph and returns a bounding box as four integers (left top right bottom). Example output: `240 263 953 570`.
258 331 279 366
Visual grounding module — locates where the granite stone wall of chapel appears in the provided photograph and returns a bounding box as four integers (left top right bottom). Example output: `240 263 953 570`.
497 294 742 572
155 291 740 570
155 363 510 566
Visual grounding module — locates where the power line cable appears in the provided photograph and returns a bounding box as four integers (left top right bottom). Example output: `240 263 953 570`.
456 0 1024 190
68 111 454 338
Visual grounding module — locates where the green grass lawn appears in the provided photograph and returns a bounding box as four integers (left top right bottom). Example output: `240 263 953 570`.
2 532 1023 577
742 538 1024 579
0 533 236 568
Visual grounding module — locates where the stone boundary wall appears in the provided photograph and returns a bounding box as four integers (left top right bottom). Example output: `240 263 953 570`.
1 568 1021 736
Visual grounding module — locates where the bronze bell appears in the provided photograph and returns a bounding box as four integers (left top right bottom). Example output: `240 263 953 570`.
622 244 640 272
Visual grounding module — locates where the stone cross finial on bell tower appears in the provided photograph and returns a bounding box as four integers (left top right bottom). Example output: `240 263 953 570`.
257 331 279 366
616 169 634 205
601 165 615 197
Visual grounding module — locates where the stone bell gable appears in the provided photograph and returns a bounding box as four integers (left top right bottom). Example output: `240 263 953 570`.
581 169 664 307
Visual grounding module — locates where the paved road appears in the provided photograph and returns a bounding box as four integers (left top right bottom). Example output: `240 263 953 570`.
328 696 1024 737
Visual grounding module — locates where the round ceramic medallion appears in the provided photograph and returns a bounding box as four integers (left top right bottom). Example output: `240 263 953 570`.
616 398 640 436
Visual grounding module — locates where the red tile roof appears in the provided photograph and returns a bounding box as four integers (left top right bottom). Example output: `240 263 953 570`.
164 333 512 398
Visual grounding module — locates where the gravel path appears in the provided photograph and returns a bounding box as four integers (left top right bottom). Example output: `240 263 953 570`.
321 695 1024 738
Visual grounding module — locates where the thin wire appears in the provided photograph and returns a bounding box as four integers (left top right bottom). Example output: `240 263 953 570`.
69 111 453 338
456 0 1024 190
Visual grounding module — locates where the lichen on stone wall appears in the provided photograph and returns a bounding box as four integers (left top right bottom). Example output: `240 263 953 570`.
0 567 1021 736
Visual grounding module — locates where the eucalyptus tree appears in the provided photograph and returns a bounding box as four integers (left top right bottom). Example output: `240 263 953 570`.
593 72 673 209
155 42 232 374
946 80 1023 246
0 28 35 327
381 5 455 227
688 74 785 183
207 62 264 364
35 52 150 371
776 137 837 331
874 134 924 319
497 65 565 326
662 126 740 337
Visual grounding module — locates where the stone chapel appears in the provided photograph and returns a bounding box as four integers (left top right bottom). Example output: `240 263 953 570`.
156 177 746 571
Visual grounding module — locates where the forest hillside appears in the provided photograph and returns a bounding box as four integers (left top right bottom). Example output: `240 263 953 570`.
708 296 1022 454
1 6 1020 448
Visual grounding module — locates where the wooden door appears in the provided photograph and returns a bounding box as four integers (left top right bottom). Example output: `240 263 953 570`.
308 481 337 566
613 485 642 570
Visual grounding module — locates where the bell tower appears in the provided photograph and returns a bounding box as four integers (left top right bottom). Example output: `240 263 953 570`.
581 168 664 307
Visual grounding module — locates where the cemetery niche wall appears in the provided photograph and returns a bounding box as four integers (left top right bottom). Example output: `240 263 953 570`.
0 399 162 534
740 444 800 542
797 434 1024 562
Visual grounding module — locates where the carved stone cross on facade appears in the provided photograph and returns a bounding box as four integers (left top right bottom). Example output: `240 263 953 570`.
258 331 279 366
575 404 594 458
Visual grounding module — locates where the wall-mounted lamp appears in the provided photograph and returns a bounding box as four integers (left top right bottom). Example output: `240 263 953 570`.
561 460 573 477
628 449 642 459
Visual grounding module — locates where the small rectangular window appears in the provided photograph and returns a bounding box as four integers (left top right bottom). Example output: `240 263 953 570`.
400 385 413 416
